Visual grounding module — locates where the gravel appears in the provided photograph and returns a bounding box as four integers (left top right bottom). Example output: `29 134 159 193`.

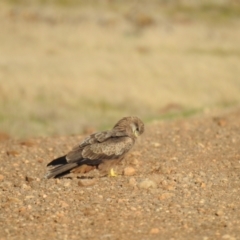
0 108 240 239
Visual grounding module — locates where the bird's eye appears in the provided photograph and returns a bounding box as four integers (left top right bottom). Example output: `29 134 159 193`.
135 127 139 132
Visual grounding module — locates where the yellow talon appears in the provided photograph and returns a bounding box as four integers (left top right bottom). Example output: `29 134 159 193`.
109 168 117 177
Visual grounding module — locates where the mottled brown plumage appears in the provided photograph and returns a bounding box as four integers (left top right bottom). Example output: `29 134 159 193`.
45 116 144 178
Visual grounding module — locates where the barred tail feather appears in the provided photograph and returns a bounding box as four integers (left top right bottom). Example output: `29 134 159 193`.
45 163 78 179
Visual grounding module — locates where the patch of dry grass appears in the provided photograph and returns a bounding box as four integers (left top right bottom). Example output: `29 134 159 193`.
0 2 240 137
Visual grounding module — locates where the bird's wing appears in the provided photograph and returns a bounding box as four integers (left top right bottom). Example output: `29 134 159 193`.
66 130 129 163
66 136 134 163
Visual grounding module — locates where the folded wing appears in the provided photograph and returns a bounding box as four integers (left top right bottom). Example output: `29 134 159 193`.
66 135 134 163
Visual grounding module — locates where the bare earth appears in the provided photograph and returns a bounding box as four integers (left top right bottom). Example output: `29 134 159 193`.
0 108 240 240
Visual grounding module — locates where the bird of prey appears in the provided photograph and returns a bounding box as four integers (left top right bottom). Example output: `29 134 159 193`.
45 116 144 179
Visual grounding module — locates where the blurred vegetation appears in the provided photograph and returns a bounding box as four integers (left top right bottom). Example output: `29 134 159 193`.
2 0 240 24
166 3 240 23
3 0 240 15
1 0 240 138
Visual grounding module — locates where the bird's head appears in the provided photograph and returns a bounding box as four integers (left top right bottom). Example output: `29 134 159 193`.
113 116 144 139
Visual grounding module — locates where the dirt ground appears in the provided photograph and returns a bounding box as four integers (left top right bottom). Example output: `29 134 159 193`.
0 107 240 240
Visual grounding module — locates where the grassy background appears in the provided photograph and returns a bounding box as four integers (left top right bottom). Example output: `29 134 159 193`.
0 0 240 137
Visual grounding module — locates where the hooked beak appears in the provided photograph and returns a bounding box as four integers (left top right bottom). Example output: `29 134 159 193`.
134 130 139 137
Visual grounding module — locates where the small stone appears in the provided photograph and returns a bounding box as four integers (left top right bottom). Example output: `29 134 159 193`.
152 142 160 147
21 183 30 190
158 193 174 200
199 171 206 177
78 179 97 187
20 140 35 147
164 184 175 191
130 158 140 166
138 179 157 189
129 177 137 186
215 210 224 216
55 179 60 184
25 176 34 182
25 196 35 199
83 207 95 216
149 228 160 234
63 181 71 187
130 151 141 157
19 207 27 213
60 201 69 208
213 117 227 127
0 174 4 181
222 234 235 240
6 150 20 156
123 167 136 176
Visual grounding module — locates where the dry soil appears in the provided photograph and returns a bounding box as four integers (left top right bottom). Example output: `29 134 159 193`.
0 108 240 240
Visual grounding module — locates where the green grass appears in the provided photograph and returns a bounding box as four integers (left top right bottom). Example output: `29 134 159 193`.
3 0 240 21
165 3 240 21
159 108 201 120
187 48 240 57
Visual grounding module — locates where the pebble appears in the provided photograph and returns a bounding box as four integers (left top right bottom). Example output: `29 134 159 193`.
215 210 224 216
158 193 174 200
138 179 157 189
60 201 69 208
152 142 160 147
222 234 236 240
149 228 160 234
63 181 71 187
130 158 140 166
128 177 137 186
123 167 136 176
131 151 141 157
25 176 34 182
21 183 31 190
25 195 35 199
0 174 4 181
18 207 27 214
78 179 97 187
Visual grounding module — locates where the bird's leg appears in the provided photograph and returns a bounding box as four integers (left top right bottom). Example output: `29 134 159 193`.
109 168 117 177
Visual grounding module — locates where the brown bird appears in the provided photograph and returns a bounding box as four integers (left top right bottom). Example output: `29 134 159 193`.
45 116 144 179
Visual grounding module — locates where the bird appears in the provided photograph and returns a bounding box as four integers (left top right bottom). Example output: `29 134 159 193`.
45 116 144 179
